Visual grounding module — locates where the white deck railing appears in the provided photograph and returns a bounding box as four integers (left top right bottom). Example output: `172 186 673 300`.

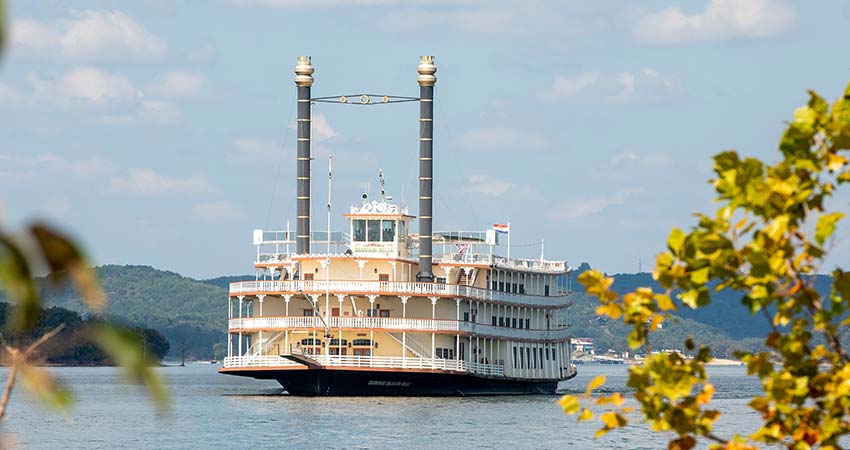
228 316 572 341
222 354 504 376
223 355 303 368
436 253 567 273
229 280 569 307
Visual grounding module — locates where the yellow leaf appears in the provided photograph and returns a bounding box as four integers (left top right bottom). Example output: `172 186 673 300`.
696 383 715 404
793 105 816 126
558 395 580 414
668 228 686 254
828 153 848 172
594 428 610 439
597 392 625 406
656 294 676 311
600 411 626 428
690 267 710 284
578 408 594 422
596 303 623 320
586 374 606 394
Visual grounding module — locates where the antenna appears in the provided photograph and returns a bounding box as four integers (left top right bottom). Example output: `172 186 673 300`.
379 169 386 203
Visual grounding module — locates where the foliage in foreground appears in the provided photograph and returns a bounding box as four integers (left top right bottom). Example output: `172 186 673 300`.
0 223 169 418
561 82 850 449
0 303 170 365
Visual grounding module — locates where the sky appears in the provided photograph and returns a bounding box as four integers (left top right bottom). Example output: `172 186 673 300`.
1 0 850 279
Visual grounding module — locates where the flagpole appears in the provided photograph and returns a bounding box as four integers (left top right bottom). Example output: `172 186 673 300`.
507 221 511 260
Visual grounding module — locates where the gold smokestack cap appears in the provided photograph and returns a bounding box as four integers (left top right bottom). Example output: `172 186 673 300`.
294 56 314 87
417 56 436 86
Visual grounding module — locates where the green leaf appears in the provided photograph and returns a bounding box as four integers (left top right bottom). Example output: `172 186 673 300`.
815 212 844 246
17 361 73 412
0 232 40 330
94 324 169 413
30 223 106 311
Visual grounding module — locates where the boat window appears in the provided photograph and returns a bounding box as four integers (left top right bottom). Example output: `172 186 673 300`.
352 339 372 346
353 220 366 242
301 338 322 346
381 220 396 242
329 339 347 346
398 220 406 241
367 220 381 242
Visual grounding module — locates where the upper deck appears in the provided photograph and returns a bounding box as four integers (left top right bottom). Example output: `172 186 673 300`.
252 199 569 275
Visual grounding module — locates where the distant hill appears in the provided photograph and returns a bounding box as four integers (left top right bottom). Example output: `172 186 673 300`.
199 275 255 290
34 265 227 359
607 271 832 340
0 302 169 365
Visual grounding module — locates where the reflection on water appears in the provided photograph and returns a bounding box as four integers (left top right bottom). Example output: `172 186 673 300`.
0 364 761 450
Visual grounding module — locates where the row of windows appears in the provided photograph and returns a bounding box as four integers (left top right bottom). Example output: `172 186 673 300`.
301 338 373 346
352 219 405 243
436 348 454 359
491 316 531 329
512 346 557 370
491 281 528 294
329 348 372 356
302 309 391 317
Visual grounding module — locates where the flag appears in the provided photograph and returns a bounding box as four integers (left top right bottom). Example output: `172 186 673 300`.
493 223 509 234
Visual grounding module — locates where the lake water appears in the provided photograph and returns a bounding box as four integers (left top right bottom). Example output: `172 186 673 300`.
0 364 763 449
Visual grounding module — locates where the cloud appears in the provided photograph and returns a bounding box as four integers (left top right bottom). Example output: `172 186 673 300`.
109 169 213 197
544 69 678 105
382 7 517 34
226 0 402 5
548 187 644 221
0 152 112 183
548 72 600 98
232 137 285 157
49 66 138 108
192 201 245 222
457 127 547 151
0 67 183 126
0 66 138 111
146 71 210 99
287 112 337 143
633 0 795 44
312 113 338 142
601 151 671 170
11 10 167 62
95 100 182 126
467 175 512 196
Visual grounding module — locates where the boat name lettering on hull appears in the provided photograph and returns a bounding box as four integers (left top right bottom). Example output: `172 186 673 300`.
368 380 412 387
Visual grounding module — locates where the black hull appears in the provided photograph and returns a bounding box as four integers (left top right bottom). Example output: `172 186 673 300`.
222 368 575 396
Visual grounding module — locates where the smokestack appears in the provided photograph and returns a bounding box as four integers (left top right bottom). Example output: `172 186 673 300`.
416 56 436 282
294 56 314 255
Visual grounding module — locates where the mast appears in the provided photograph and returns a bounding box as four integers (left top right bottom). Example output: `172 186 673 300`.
325 155 332 355
294 56 314 256
416 56 436 282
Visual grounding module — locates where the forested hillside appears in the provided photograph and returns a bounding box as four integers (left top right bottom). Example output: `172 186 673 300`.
0 303 169 365
36 265 226 359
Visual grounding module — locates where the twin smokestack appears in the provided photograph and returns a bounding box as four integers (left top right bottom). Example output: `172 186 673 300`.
292 56 436 282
